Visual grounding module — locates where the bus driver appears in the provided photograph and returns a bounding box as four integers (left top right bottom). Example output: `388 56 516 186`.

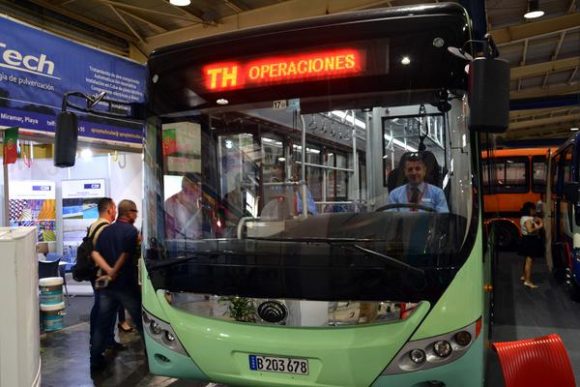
388 153 449 213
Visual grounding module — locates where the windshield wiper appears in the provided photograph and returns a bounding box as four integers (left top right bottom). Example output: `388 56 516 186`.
146 252 220 271
349 244 425 276
147 240 424 276
243 237 385 243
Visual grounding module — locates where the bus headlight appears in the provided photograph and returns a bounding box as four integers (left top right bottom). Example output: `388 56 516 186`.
433 340 452 358
383 317 481 374
150 321 163 335
454 331 472 347
142 309 187 356
409 349 426 364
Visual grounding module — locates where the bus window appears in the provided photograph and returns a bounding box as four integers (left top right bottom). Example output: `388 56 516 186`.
531 156 547 193
505 158 527 187
482 148 552 249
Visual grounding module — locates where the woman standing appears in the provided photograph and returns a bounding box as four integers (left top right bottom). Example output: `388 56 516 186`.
519 201 544 288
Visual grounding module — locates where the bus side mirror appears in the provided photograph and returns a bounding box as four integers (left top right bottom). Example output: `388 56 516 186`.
54 111 79 167
564 182 580 206
468 57 510 133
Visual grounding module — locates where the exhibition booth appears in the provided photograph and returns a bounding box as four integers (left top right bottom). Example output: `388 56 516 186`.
0 15 145 384
0 15 145 270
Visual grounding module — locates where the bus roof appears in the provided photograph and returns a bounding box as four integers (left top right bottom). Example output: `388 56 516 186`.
147 3 471 115
149 3 468 59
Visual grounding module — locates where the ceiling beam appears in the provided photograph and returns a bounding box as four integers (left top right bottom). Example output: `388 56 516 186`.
107 4 144 43
511 57 580 79
116 7 167 34
145 0 397 52
510 106 580 120
224 0 244 13
508 113 580 131
28 0 137 43
503 125 574 140
490 13 580 46
510 83 580 99
102 0 202 23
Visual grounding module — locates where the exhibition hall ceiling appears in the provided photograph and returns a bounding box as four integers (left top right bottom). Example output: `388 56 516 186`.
1 0 578 142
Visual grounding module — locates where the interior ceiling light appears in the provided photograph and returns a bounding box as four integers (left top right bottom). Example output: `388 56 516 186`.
524 0 544 19
170 0 191 6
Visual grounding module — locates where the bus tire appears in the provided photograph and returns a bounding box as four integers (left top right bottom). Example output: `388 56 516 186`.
493 222 517 250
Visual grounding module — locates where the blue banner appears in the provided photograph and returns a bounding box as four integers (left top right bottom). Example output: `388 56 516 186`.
0 16 145 145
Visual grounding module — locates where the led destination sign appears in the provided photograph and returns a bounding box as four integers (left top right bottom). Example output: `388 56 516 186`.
203 48 366 92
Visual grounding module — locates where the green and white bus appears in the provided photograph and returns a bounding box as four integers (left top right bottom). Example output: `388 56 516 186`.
140 4 508 386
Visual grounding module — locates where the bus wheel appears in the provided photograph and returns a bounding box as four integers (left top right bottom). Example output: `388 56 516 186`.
494 222 517 250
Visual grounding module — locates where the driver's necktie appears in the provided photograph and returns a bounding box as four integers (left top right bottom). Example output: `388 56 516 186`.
410 187 420 211
410 187 420 204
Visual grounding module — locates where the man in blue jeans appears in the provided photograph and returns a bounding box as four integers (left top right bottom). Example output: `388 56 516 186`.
88 197 125 353
90 199 143 374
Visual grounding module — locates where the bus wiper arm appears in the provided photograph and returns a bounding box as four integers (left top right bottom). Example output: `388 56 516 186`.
351 244 425 276
146 253 217 271
243 237 385 243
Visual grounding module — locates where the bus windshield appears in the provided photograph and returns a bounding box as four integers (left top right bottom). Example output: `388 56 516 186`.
143 3 476 306
144 95 475 303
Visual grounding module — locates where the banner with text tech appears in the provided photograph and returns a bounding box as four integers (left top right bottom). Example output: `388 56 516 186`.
0 16 145 145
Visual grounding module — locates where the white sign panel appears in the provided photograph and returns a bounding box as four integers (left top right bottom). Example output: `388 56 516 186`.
10 181 56 200
62 179 106 199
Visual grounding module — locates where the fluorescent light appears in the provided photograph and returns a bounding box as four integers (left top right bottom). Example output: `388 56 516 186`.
170 0 191 6
524 9 544 19
330 110 365 129
524 0 544 19
401 56 411 65
570 127 579 132
331 110 416 152
383 134 417 153
80 148 93 159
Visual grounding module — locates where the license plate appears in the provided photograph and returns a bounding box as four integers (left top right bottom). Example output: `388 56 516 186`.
249 354 309 375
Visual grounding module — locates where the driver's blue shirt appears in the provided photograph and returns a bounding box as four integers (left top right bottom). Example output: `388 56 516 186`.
388 182 449 213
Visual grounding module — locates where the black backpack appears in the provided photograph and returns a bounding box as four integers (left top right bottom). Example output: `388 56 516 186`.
72 222 108 282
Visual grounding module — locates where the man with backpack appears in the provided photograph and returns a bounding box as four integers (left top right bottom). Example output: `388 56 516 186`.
90 199 143 374
79 198 123 357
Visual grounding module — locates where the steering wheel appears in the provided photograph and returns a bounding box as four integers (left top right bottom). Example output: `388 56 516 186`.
375 203 436 213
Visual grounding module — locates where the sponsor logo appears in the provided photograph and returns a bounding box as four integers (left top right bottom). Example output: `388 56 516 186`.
0 42 60 79
257 300 288 324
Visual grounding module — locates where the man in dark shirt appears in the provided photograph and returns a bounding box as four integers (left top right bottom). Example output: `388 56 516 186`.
87 197 122 352
89 199 142 373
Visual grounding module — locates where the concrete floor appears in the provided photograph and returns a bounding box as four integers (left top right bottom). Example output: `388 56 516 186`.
40 251 580 386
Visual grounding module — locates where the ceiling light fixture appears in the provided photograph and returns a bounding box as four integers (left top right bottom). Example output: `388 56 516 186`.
524 0 544 19
169 0 191 6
